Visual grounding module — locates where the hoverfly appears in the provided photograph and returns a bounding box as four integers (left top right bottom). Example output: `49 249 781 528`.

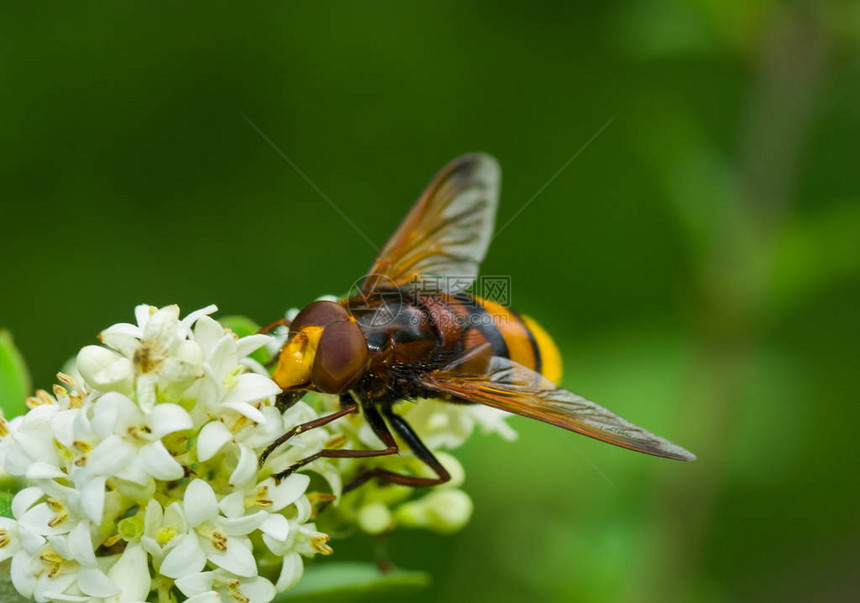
260 153 694 492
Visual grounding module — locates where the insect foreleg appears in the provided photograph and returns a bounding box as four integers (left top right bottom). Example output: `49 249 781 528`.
259 397 359 467
270 402 399 482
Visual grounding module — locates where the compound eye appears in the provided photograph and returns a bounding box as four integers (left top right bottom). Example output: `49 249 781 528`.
313 321 368 394
290 301 349 334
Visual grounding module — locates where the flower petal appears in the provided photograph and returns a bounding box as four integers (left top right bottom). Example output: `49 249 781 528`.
68 521 97 566
107 543 151 603
229 444 258 487
148 403 193 439
78 566 119 597
218 492 245 519
236 576 276 603
174 570 215 597
207 536 257 577
142 305 180 349
99 323 142 357
134 304 155 331
87 435 135 476
26 461 65 480
236 334 272 358
264 474 310 512
80 475 107 524
259 513 290 542
222 402 266 424
219 511 266 537
221 373 281 407
76 346 132 393
185 592 221 603
139 441 184 481
196 421 232 462
193 316 224 355
12 487 45 519
160 534 206 579
183 480 218 528
180 304 219 336
275 552 304 592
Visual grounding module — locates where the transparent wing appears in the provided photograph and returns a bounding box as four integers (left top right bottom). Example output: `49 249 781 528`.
361 153 500 294
422 355 696 461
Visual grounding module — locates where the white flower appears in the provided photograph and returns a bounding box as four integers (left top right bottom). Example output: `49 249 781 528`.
176 569 275 603
0 304 332 603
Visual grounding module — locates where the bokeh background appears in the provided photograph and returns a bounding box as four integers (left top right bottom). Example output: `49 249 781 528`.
2 2 859 601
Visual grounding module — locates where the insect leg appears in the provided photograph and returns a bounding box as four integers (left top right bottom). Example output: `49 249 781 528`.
271 402 399 482
342 407 451 493
259 398 359 467
258 317 291 334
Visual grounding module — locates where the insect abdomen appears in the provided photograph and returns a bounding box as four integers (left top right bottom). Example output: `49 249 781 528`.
455 294 563 385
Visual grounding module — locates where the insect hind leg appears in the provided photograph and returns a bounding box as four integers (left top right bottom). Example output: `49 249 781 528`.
343 405 451 493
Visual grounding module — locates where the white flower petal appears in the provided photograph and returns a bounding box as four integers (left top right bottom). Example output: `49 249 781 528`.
222 401 266 424
19 502 65 536
207 536 257 577
183 480 218 527
116 460 154 487
68 521 97 566
185 592 221 603
36 573 82 601
193 316 224 355
206 335 239 381
265 474 310 512
77 346 133 392
196 420 232 462
107 543 151 603
26 461 65 480
148 403 193 439
236 334 272 358
260 513 290 542
87 435 135 476
222 373 281 407
180 304 218 335
80 475 107 524
142 305 180 348
230 444 258 487
50 410 78 448
99 323 142 357
236 576 276 603
217 492 245 520
174 570 215 597
78 566 119 597
134 304 155 331
11 550 38 597
160 534 206 579
219 511 266 536
139 441 185 481
165 340 204 375
12 487 45 519
163 501 188 533
275 552 304 592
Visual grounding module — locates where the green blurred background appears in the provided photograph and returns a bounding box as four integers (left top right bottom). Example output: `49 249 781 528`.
2 2 859 601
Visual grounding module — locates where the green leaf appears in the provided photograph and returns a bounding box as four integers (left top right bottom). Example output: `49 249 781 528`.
275 562 430 603
0 330 30 419
0 490 13 519
219 315 262 339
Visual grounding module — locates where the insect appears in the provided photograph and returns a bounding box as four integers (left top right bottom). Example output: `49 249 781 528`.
259 153 694 492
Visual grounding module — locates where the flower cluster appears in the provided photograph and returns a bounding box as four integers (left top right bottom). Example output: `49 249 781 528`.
305 393 516 537
0 305 333 603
